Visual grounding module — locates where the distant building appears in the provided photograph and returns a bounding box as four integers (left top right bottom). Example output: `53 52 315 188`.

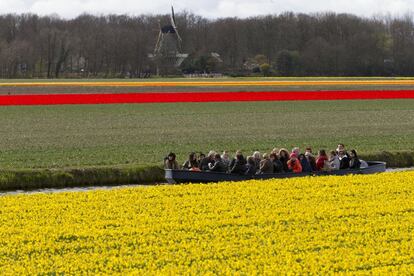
148 6 188 75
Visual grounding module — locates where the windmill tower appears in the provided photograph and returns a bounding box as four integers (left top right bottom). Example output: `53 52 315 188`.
149 6 188 75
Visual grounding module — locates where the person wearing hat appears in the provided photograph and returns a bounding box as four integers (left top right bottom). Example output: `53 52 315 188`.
287 153 303 173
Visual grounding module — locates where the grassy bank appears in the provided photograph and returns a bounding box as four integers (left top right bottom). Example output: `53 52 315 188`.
0 165 164 191
0 151 413 191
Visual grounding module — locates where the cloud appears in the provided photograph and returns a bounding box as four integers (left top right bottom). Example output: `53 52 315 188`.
0 0 412 18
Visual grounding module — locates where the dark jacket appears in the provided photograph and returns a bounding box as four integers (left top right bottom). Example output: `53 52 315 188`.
183 160 199 170
349 157 361 169
259 159 274 174
245 164 257 176
230 160 247 174
340 156 350 169
279 156 289 172
199 157 214 171
307 156 317 172
209 159 227 173
229 157 246 170
300 158 312 173
254 158 261 171
272 159 284 173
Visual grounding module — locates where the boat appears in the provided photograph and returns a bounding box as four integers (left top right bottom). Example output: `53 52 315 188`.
165 161 386 184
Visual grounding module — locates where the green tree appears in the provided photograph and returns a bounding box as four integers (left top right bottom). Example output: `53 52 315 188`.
260 63 271 76
276 50 301 76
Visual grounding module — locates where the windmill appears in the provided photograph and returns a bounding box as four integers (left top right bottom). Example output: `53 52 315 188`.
149 6 188 75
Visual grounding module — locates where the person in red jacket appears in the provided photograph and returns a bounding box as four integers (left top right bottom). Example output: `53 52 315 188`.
316 149 329 171
287 153 302 173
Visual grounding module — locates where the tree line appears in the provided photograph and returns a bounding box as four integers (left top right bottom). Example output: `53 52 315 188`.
0 12 413 78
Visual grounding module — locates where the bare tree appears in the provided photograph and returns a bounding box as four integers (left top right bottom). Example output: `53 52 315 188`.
0 12 412 78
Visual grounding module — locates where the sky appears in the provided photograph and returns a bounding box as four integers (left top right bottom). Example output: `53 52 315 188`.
0 0 413 18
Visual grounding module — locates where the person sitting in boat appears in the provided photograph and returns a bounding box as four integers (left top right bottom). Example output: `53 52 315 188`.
349 149 361 169
245 156 257 175
271 148 280 157
305 148 317 171
336 144 348 155
299 153 312 173
164 152 180 170
253 151 262 171
287 153 303 173
259 153 274 174
278 148 290 172
329 150 340 170
199 151 216 171
338 150 350 169
230 152 247 174
229 150 246 169
292 147 300 157
208 153 228 173
221 151 231 169
316 150 330 171
198 152 205 164
182 152 199 170
270 153 284 173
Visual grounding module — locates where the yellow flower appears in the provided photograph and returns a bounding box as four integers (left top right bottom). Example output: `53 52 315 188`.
0 172 413 274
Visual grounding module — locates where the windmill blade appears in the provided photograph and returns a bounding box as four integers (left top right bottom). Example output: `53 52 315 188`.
170 6 182 43
176 31 183 43
170 5 179 32
171 6 177 27
154 30 163 54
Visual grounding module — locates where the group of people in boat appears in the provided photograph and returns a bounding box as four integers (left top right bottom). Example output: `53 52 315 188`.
164 144 368 175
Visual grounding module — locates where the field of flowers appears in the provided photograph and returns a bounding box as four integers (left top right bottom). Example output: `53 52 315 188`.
1 171 413 274
1 79 414 87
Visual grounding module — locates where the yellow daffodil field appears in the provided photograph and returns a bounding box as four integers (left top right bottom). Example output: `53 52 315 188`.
1 171 413 274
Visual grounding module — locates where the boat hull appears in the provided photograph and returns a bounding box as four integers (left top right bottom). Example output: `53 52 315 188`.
165 161 386 184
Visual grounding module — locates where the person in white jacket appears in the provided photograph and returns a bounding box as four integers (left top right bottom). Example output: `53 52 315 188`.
329 151 341 170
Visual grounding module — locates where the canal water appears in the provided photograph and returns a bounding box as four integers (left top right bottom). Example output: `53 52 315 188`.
1 168 413 197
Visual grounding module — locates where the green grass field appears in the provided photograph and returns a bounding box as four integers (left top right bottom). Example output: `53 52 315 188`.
1 99 413 169
1 77 414 82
